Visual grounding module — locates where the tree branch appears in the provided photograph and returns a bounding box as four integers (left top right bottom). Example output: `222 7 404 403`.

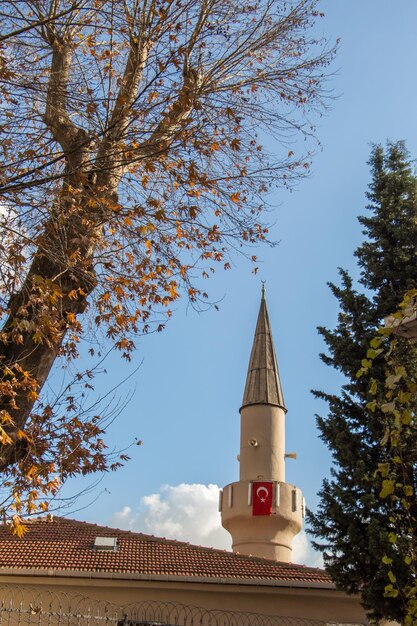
43 33 89 173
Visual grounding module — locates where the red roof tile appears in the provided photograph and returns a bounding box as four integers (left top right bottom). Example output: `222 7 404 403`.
0 517 331 586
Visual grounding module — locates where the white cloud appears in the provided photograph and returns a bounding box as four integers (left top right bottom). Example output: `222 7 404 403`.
293 530 323 568
110 483 323 568
110 483 231 550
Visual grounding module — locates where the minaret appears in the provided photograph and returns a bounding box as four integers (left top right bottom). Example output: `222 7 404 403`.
220 287 303 562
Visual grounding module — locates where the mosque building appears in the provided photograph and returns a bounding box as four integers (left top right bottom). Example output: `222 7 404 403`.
0 291 368 625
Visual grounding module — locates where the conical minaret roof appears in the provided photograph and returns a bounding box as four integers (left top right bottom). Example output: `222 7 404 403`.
241 287 286 411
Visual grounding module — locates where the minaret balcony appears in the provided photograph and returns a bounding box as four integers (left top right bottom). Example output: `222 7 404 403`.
220 479 303 561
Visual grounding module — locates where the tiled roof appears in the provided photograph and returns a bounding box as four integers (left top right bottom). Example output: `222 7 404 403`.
0 517 331 587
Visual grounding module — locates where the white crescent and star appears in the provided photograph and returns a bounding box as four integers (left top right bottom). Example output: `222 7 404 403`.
256 486 269 503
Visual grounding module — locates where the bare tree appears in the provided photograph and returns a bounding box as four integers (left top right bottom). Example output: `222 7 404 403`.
0 0 333 531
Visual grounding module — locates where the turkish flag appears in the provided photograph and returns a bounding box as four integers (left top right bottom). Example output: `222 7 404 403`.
252 482 273 516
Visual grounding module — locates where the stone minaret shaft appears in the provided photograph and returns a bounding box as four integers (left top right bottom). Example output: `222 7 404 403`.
221 290 303 562
240 290 286 484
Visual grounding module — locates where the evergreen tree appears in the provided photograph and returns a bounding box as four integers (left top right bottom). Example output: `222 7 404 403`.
308 141 417 623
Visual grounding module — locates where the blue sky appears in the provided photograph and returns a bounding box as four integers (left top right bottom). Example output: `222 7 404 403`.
57 1 417 564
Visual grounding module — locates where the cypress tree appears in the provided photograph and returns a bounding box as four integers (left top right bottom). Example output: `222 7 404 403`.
308 141 417 623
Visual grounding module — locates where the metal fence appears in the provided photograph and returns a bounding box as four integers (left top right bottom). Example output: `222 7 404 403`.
0 585 366 626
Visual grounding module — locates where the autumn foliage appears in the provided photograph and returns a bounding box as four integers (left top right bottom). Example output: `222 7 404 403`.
0 0 333 533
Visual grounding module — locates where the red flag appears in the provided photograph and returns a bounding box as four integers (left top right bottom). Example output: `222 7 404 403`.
252 481 273 516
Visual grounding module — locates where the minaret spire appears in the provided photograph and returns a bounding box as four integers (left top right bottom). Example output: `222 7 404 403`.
241 287 285 412
220 289 303 562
